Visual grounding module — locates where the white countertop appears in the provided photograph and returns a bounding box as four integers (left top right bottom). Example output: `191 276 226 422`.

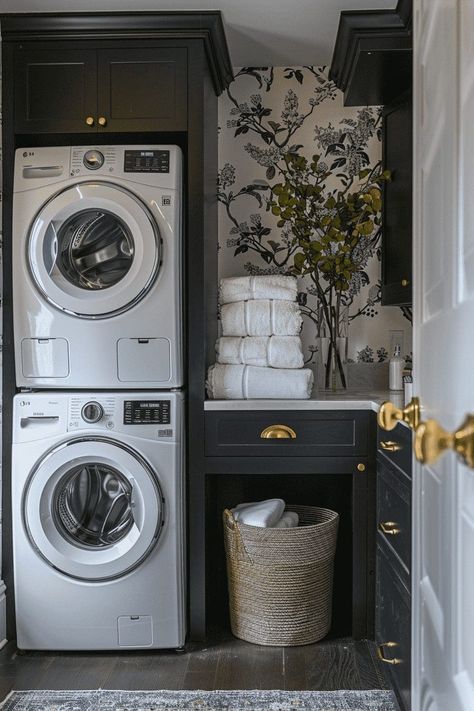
204 390 405 412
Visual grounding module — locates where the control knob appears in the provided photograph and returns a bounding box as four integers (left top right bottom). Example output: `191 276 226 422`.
81 401 104 424
83 149 104 170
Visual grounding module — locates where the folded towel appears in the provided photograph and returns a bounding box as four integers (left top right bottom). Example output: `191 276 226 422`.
273 511 300 528
221 300 302 337
206 364 314 399
219 275 298 305
216 335 304 369
231 498 285 527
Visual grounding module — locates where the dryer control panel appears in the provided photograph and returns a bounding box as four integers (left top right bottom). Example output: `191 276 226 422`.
124 400 171 425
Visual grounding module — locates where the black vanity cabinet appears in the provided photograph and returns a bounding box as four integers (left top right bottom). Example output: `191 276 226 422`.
15 43 187 134
381 92 413 306
194 409 377 641
376 423 412 711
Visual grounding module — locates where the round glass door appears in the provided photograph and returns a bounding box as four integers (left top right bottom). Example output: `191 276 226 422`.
53 209 134 291
54 463 134 548
28 182 161 318
24 438 164 581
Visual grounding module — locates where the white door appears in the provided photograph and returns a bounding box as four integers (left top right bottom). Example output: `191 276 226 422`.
24 438 163 580
28 182 161 318
412 1 474 709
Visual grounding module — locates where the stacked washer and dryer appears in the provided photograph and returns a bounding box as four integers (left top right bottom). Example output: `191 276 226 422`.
11 145 186 650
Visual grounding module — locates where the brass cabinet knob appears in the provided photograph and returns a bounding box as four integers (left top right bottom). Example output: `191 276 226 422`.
85 116 95 126
98 116 107 126
378 521 400 536
414 414 474 468
401 279 410 287
357 463 366 472
378 397 420 431
379 440 402 452
377 641 402 665
260 424 296 439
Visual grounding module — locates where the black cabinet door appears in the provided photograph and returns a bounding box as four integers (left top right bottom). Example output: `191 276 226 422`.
381 91 413 306
15 47 98 134
97 47 187 132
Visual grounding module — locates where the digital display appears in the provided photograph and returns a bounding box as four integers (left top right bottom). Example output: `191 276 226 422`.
124 400 171 425
124 150 170 173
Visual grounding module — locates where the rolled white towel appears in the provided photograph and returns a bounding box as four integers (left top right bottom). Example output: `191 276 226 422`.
206 364 314 400
219 275 298 305
221 300 302 337
231 498 285 527
216 335 304 369
273 511 300 528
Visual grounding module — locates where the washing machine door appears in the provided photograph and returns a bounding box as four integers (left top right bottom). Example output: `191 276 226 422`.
28 182 161 318
24 437 164 581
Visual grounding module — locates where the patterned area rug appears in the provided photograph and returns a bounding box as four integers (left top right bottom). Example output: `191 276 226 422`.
0 689 398 710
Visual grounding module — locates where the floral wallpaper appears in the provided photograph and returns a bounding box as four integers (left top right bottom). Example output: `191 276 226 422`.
217 67 412 366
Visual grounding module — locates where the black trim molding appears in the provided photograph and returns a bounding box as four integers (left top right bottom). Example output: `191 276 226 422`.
330 0 412 106
0 11 234 96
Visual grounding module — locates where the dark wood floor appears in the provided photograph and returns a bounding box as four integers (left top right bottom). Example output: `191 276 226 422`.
0 633 390 701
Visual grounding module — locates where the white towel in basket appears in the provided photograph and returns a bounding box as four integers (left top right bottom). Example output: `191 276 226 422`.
219 275 298 305
221 300 302 337
231 499 285 527
206 364 314 400
273 511 300 528
216 335 304 369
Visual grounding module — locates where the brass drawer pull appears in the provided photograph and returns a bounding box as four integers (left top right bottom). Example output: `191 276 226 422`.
98 116 107 126
377 641 402 665
260 424 296 439
401 278 410 287
85 116 95 126
378 521 400 536
380 440 402 452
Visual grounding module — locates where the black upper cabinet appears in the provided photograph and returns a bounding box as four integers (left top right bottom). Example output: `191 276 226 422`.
15 47 98 134
330 0 412 107
15 44 187 134
382 92 412 306
98 48 187 132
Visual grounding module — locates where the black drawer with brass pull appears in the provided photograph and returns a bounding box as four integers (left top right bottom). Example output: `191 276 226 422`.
377 459 411 579
376 544 411 711
377 422 412 477
205 410 369 458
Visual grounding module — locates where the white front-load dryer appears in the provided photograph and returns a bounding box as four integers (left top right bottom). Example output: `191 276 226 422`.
13 145 182 388
12 391 185 650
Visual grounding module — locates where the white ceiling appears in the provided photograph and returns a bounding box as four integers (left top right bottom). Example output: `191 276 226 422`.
0 0 396 66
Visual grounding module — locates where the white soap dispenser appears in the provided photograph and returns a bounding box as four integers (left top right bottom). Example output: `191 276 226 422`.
389 345 404 391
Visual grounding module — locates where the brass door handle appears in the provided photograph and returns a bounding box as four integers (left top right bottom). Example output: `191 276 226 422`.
98 116 107 127
414 415 474 468
379 440 402 452
260 424 296 439
85 116 95 126
378 521 400 536
377 642 402 665
378 397 420 431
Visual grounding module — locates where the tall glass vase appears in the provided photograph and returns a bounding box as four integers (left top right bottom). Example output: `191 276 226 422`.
318 306 348 390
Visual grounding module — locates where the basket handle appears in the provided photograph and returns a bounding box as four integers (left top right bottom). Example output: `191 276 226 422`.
222 509 252 562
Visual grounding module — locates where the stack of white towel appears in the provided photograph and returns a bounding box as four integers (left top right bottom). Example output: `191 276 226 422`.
206 276 314 399
231 498 299 528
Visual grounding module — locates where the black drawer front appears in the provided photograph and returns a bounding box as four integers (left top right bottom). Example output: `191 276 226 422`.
205 411 368 458
376 547 411 711
377 459 411 576
377 422 412 478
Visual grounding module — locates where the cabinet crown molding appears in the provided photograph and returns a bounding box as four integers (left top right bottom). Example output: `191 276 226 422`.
0 11 234 96
330 0 412 107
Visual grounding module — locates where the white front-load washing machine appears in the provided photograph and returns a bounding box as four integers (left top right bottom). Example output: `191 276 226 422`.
13 145 182 389
12 391 185 650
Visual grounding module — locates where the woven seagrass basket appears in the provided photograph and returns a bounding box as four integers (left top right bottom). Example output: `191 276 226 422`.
223 505 339 646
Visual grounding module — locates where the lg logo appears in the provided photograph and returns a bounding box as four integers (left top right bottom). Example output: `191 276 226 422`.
22 151 35 158
20 400 30 407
